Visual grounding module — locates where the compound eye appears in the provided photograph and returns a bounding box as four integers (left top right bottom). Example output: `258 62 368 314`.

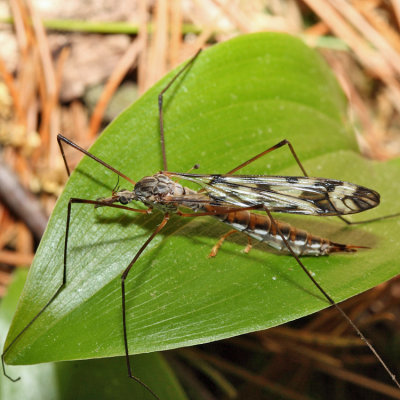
119 196 129 205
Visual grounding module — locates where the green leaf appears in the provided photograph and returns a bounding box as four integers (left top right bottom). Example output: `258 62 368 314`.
4 32 400 373
0 271 187 399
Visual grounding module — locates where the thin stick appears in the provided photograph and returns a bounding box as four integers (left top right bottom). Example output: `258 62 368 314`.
0 157 47 241
89 38 142 138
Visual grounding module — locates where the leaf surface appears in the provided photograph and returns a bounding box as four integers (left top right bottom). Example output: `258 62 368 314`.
1 271 186 399
5 33 400 367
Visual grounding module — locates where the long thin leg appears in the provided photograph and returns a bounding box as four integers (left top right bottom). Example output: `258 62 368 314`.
338 213 400 225
1 198 149 382
262 205 400 388
158 49 202 171
59 52 202 183
57 134 136 185
207 230 252 258
121 214 170 400
208 229 238 258
226 139 307 176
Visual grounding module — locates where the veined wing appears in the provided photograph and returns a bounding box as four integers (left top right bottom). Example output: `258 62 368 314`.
168 173 380 216
163 192 252 211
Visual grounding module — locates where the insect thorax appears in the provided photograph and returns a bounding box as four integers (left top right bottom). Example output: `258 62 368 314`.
134 173 191 212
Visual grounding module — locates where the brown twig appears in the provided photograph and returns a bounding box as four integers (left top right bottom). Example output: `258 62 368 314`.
88 38 143 138
179 348 313 400
0 251 33 267
0 57 25 123
0 157 47 241
316 361 400 399
169 0 183 67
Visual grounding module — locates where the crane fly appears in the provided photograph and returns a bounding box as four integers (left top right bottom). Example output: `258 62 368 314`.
3 48 400 399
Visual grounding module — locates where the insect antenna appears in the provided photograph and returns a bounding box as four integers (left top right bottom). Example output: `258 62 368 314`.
112 175 121 194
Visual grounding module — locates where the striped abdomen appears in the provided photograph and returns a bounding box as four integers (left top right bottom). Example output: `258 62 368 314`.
212 209 359 256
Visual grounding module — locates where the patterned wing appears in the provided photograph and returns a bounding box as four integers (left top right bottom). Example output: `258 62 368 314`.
168 173 380 216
